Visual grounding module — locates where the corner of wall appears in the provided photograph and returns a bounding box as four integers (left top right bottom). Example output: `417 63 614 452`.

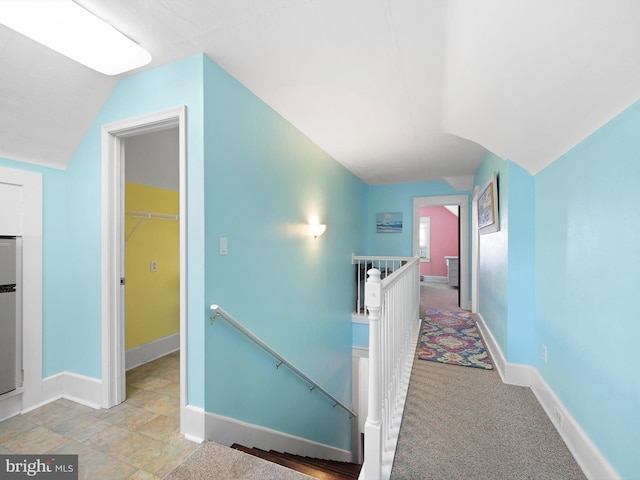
475 314 620 480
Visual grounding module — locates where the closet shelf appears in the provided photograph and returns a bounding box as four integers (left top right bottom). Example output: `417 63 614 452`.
125 210 179 243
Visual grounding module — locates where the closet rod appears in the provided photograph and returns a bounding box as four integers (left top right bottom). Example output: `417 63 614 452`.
125 210 179 243
125 210 179 220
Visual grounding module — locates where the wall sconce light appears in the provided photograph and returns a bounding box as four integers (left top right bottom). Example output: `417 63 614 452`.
310 224 326 238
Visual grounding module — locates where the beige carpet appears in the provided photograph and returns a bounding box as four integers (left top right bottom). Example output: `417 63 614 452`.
389 285 586 479
164 442 313 480
389 353 586 479
420 282 460 312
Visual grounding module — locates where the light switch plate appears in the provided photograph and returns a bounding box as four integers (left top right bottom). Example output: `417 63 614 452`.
220 237 228 255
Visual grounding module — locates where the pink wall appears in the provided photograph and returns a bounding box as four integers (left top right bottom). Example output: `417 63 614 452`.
420 206 459 277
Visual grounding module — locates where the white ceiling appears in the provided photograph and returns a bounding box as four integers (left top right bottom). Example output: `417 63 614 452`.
2 0 640 186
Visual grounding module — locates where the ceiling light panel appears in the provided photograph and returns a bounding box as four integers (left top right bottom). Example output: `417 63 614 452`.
0 1 151 75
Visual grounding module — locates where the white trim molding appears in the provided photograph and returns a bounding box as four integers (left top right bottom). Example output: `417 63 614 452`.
205 411 353 463
352 313 369 324
352 349 368 464
125 333 179 371
0 166 43 420
474 313 531 387
0 393 23 423
420 275 447 283
530 370 620 480
101 106 188 434
475 314 620 480
183 404 206 444
412 195 470 310
41 372 102 410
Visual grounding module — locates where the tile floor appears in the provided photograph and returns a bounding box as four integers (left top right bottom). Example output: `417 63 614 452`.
0 351 199 479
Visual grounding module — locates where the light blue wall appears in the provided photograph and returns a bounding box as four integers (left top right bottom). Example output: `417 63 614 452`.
535 99 640 478
2 56 206 402
476 99 639 475
202 57 367 450
66 55 206 398
473 154 535 364
3 53 367 451
351 323 369 349
367 180 469 256
505 162 534 364
474 153 509 356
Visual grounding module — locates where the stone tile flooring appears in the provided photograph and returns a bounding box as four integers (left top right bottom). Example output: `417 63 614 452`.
0 351 199 479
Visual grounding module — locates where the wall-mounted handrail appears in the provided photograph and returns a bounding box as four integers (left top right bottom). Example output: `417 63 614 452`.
209 304 356 418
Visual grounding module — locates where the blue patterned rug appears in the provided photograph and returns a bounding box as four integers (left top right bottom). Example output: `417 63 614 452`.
418 309 493 370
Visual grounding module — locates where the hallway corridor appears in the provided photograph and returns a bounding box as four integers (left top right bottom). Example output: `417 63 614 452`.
389 284 585 479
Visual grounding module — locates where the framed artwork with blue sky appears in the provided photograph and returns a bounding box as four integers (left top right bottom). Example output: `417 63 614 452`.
376 212 403 233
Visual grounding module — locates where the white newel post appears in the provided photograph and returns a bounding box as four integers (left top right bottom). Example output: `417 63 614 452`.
361 268 382 480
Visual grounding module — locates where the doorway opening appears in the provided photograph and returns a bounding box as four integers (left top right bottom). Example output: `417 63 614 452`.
412 195 470 311
101 106 187 431
122 128 180 372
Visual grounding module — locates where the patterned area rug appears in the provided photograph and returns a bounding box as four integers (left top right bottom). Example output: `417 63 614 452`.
418 309 493 369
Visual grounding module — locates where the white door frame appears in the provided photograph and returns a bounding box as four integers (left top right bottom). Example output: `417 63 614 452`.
471 186 480 313
101 106 187 429
0 167 42 417
412 195 470 310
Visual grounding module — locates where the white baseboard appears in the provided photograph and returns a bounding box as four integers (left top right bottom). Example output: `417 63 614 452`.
0 391 23 422
183 404 206 444
421 276 447 283
352 313 369 324
474 313 531 386
351 347 368 358
204 410 352 463
125 333 179 371
475 313 619 480
40 372 102 410
530 370 620 480
351 352 366 464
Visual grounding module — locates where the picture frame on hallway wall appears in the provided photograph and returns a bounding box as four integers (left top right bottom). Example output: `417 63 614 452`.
478 173 499 235
376 212 403 233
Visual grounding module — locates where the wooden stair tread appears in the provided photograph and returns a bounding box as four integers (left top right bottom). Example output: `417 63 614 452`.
231 444 361 480
270 449 361 478
232 445 328 478
266 450 361 478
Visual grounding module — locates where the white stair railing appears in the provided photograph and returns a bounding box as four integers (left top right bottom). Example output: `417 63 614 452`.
352 255 409 314
359 256 421 480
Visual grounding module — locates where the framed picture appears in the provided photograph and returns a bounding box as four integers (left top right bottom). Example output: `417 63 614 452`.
376 212 403 233
478 173 499 235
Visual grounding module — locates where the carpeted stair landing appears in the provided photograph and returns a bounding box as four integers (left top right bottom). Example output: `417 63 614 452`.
165 441 361 480
231 444 362 480
165 442 315 480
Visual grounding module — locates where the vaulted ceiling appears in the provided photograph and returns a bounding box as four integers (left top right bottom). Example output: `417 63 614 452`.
2 0 640 186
